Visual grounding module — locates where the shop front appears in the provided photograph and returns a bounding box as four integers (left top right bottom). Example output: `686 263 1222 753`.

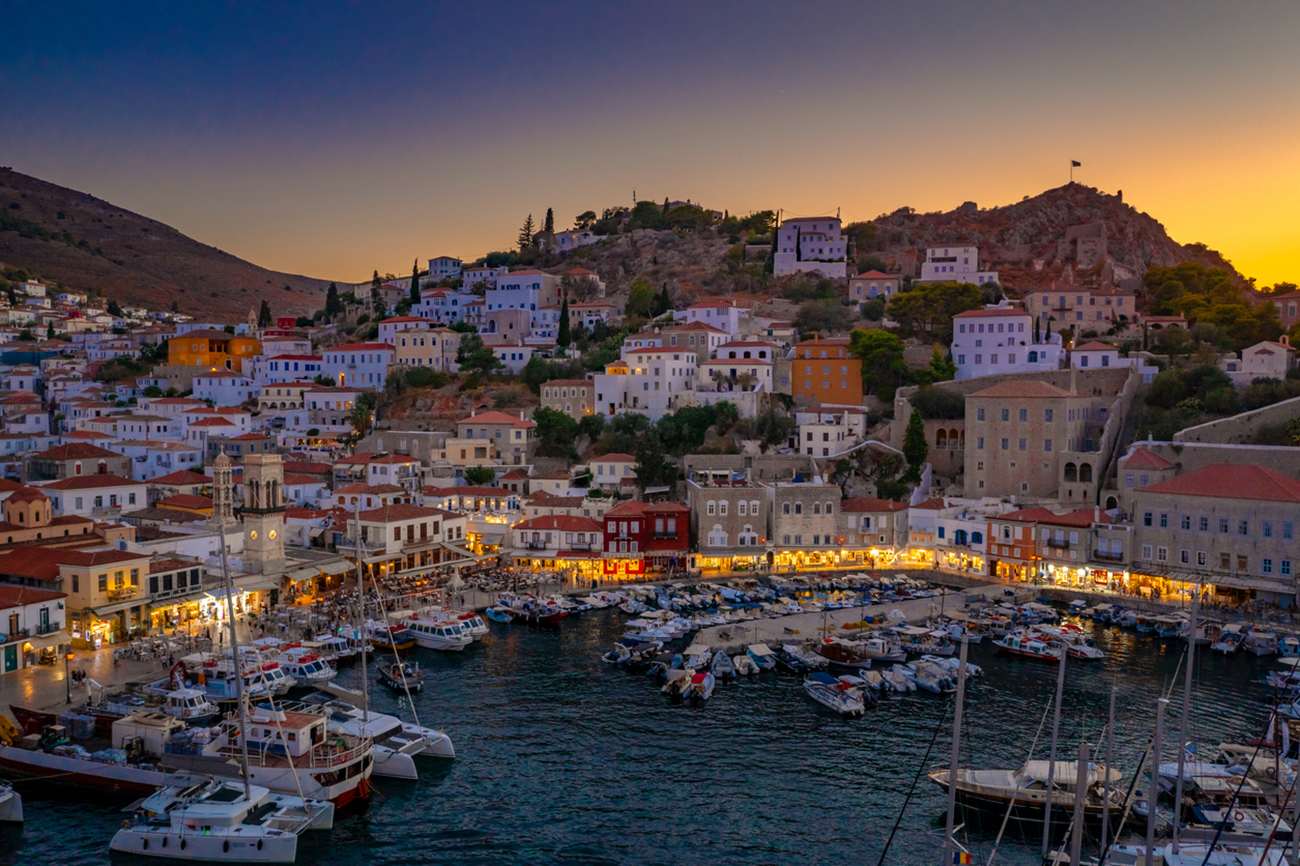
691 548 765 574
936 548 986 574
600 554 645 583
521 551 601 578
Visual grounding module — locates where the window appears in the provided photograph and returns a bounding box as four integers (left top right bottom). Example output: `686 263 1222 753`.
783 502 790 514
1018 439 1027 451
718 501 727 516
1199 517 1209 532
976 408 985 421
1142 544 1152 559
1001 409 1009 422
1284 560 1293 576
1000 438 1009 450
1197 551 1207 566
977 437 985 449
98 573 107 591
1180 549 1190 564
1159 513 1168 528
1124 474 1133 488
1263 558 1274 574
1044 439 1052 452
794 503 802 515
1264 521 1274 538
1181 515 1191 530
1238 555 1248 571
1143 512 1153 526
1157 547 1168 562
1044 409 1053 422
1238 520 1249 536
1019 408 1027 421
1287 522 1295 540
1220 552 1230 569
706 501 715 516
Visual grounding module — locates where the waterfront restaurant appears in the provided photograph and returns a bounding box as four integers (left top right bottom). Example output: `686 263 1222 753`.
422 485 520 555
511 515 604 579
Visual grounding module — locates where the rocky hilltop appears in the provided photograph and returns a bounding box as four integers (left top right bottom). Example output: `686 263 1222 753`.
0 169 331 319
863 183 1247 292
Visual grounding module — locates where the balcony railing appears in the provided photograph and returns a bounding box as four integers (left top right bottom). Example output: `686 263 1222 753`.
570 542 591 551
107 586 138 601
524 541 548 550
34 622 60 635
1092 551 1125 563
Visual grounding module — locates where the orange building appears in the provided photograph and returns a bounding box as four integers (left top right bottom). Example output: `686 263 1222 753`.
166 329 261 372
792 338 862 405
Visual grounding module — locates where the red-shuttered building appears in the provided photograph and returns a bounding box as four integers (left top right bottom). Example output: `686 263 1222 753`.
601 500 691 579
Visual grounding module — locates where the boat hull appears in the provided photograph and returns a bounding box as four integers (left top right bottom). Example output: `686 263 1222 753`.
0 745 167 794
110 828 298 863
0 790 21 823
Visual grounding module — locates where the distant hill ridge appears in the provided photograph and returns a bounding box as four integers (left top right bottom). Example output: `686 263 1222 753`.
0 169 332 320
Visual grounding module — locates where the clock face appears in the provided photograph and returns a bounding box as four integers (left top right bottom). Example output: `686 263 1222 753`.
249 530 258 540
269 530 277 540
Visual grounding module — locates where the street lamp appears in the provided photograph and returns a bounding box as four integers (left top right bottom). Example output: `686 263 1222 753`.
64 650 74 704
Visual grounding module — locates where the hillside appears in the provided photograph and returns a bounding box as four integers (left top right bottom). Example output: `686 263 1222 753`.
546 184 1250 308
0 169 332 320
861 183 1249 292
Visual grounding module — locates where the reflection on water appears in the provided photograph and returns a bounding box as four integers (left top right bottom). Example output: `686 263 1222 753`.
5 611 1277 866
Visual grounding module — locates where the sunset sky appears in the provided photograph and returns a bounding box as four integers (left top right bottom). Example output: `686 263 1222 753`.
5 2 1298 286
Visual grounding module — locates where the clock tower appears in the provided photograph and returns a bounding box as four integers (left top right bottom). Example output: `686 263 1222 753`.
242 454 286 576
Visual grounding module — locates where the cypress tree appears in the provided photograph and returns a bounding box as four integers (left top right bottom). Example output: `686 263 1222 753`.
518 214 535 251
257 299 272 328
557 298 571 350
410 259 420 305
544 208 554 234
662 197 669 214
325 282 341 318
902 409 928 483
370 270 382 312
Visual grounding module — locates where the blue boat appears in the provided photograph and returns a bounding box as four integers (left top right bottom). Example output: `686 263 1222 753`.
485 607 513 624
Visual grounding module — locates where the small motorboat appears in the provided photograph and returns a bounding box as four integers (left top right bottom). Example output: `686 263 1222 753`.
682 643 713 672
378 659 423 693
993 633 1061 662
711 651 735 681
746 644 776 671
733 654 759 677
885 665 917 692
803 672 866 717
368 623 416 652
685 671 715 705
662 669 691 703
773 648 809 675
783 644 828 670
485 607 513 624
1210 623 1244 654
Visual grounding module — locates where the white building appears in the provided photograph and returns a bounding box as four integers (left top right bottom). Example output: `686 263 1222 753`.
795 407 868 457
39 474 147 518
0 585 67 676
460 265 508 290
108 440 205 480
418 288 477 323
590 347 699 421
427 255 462 281
322 342 395 388
192 371 258 404
484 270 560 317
590 453 635 488
378 316 431 346
1071 341 1157 384
683 301 746 335
1220 337 1296 386
951 304 1063 381
547 228 598 252
773 217 847 279
919 246 999 285
258 355 323 384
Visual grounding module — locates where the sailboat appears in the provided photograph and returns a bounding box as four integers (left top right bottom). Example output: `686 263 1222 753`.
111 525 333 862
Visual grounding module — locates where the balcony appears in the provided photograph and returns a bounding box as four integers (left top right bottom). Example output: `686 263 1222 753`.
1092 551 1125 563
34 622 61 636
107 586 138 601
569 542 592 551
524 541 549 551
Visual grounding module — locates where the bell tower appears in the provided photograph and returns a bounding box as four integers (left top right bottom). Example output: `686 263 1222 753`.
242 454 286 576
210 454 237 526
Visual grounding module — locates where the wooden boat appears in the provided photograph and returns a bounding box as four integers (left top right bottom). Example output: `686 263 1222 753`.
367 625 415 652
378 660 423 693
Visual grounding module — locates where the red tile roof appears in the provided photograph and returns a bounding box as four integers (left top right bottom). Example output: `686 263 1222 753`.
424 486 514 497
953 308 1029 319
1073 341 1118 352
157 494 213 510
33 443 123 460
968 381 1072 399
592 453 635 463
149 470 211 486
460 411 537 429
358 503 449 522
514 515 603 533
335 482 406 496
1138 464 1300 502
7 488 50 503
1123 448 1176 471
39 474 143 491
0 585 67 609
1001 507 1110 527
910 497 947 510
853 270 896 279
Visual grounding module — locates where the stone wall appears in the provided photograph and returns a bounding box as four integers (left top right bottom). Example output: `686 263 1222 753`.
1173 395 1300 444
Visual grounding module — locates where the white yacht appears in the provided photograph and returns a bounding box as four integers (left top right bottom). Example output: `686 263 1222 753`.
404 618 472 652
275 646 336 685
110 775 332 863
300 696 455 780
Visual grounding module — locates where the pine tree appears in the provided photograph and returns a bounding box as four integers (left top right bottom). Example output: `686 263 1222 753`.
257 300 273 328
324 282 342 318
46 323 55 339
370 269 382 312
662 197 669 214
557 298 571 350
902 409 928 483
544 208 554 234
410 259 420 305
171 299 179 313
518 214 535 251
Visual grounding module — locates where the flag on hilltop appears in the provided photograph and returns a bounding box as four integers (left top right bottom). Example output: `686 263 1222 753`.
1071 160 1081 167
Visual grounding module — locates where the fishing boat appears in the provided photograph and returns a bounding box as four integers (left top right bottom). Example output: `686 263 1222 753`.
1245 628 1279 657
783 644 829 670
377 659 423 693
803 672 866 717
685 671 715 705
85 678 220 726
928 760 1125 824
885 665 916 692
1038 627 1105 661
485 607 513 624
746 644 777 671
773 648 808 675
110 775 333 863
816 639 873 672
992 633 1061 661
1154 614 1190 638
366 622 415 652
856 636 907 663
0 779 21 823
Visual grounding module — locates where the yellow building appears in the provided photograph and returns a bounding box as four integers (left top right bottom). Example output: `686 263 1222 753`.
167 330 262 373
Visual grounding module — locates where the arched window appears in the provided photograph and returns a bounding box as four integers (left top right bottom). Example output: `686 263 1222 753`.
936 430 948 449
1064 462 1078 483
707 525 728 548
1105 496 1118 510
1079 463 1093 483
98 461 107 474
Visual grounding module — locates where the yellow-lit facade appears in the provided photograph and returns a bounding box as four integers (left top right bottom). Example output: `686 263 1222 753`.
168 332 262 371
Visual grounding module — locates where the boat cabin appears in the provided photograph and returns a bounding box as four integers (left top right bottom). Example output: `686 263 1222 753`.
245 706 328 759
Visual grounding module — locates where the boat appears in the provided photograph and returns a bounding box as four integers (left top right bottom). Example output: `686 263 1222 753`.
884 665 916 692
402 617 472 652
773 648 808 675
816 639 873 672
110 774 333 863
0 779 21 823
297 695 455 779
1154 614 1190 638
661 669 691 702
1244 628 1279 657
308 636 357 667
1039 627 1105 661
733 654 759 676
783 644 829 670
485 607 513 624
682 643 713 672
803 672 866 717
378 659 423 693
274 646 337 685
920 655 983 678
856 636 907 663
993 633 1061 661
928 760 1125 824
160 655 280 702
1211 623 1245 654
162 704 374 807
899 661 955 693
746 644 776 671
85 678 220 726
366 623 416 652
1189 804 1291 837
711 650 735 681
685 671 716 705
1281 635 1300 658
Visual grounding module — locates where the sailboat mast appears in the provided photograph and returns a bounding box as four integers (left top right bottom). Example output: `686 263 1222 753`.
1171 588 1199 851
354 497 369 722
217 523 252 800
1041 643 1068 856
942 634 969 866
1145 698 1167 866
1070 741 1089 866
1102 685 1116 852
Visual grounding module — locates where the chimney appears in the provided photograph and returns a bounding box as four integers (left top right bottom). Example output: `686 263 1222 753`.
1095 506 1100 521
1069 366 1077 395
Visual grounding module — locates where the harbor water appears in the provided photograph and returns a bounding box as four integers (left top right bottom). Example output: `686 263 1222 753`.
2 607 1280 866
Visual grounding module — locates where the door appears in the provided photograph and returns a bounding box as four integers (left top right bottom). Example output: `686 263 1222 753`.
3 645 16 673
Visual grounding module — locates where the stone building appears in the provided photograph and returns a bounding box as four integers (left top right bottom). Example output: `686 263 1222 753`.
540 379 595 422
767 478 840 570
26 443 132 482
685 476 768 572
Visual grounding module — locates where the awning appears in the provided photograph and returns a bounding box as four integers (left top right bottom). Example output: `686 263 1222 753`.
19 632 65 650
439 542 483 562
236 576 282 592
147 590 208 609
89 598 146 617
480 533 505 545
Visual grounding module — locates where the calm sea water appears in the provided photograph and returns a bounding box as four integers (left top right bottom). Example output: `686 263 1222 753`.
3 609 1278 866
